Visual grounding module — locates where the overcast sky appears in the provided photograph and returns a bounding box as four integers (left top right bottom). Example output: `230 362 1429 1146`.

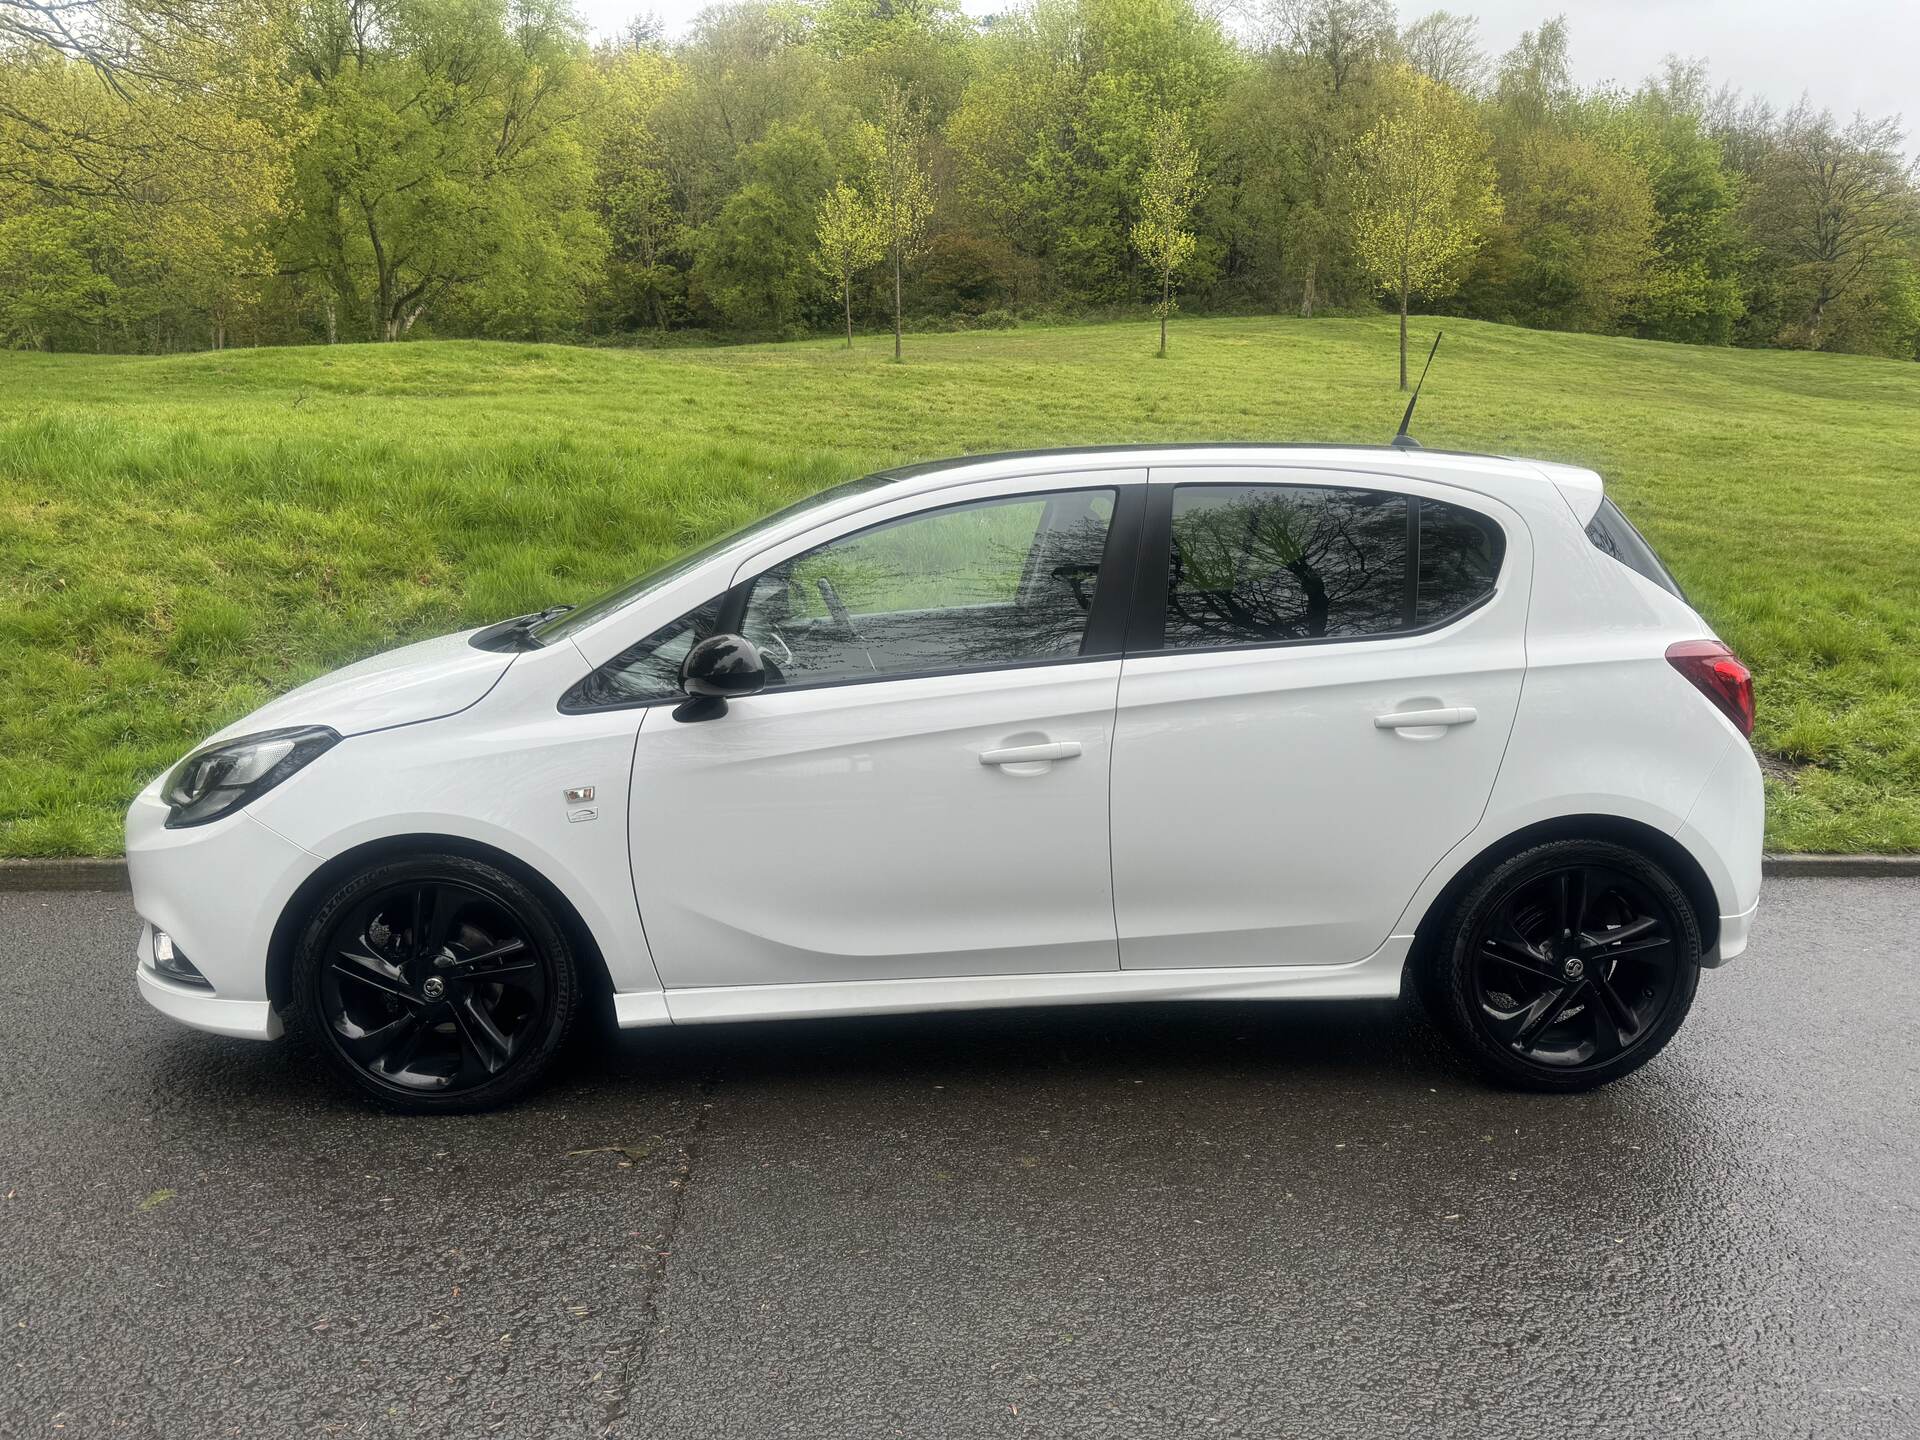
571 0 1919 145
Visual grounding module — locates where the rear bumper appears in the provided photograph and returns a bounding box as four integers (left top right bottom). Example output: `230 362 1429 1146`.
1677 740 1765 967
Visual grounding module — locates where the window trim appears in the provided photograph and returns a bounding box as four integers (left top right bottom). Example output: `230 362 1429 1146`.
559 481 1146 713
1125 480 1506 659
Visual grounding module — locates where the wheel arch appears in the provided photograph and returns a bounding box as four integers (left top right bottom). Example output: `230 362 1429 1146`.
1405 814 1720 972
265 833 617 1016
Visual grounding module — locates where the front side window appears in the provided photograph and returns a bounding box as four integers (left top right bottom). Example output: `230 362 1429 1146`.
1158 484 1504 651
741 489 1116 689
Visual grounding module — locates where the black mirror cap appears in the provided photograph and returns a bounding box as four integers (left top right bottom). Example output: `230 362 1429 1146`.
681 633 767 699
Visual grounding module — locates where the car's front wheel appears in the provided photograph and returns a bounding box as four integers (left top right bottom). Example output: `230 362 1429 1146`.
1426 839 1702 1091
289 853 581 1112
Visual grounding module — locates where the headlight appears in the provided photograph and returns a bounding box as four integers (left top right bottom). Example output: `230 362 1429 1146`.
161 725 340 828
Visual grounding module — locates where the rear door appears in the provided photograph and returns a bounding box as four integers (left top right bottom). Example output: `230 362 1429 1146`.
1109 467 1529 970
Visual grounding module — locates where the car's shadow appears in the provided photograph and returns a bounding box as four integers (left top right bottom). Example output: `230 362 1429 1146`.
129 992 1473 1123
573 994 1465 1093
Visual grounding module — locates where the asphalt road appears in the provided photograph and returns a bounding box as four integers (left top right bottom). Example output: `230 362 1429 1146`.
2 879 1916 1439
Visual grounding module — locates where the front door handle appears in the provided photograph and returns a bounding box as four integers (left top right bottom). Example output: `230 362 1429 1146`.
979 740 1084 766
1374 706 1478 730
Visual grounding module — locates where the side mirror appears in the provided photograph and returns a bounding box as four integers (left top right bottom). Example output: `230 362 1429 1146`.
674 633 766 722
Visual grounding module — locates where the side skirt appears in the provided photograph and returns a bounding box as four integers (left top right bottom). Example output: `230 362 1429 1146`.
609 938 1411 1029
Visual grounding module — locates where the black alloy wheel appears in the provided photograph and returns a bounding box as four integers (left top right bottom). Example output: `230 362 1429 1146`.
291 854 580 1112
1428 840 1702 1091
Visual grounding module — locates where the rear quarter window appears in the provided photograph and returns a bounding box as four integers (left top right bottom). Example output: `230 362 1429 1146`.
1585 497 1687 601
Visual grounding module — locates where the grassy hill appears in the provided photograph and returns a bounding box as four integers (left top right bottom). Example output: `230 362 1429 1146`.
2 314 1916 856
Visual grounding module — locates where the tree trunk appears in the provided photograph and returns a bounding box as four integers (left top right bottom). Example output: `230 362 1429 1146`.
1299 262 1317 318
843 274 853 349
325 298 337 345
1806 284 1833 349
1158 273 1169 357
892 244 903 363
1398 275 1410 391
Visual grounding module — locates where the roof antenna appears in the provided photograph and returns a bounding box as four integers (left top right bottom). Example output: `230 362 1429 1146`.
1391 330 1443 449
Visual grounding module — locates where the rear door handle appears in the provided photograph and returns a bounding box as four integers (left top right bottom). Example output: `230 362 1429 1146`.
1374 706 1478 730
979 740 1083 766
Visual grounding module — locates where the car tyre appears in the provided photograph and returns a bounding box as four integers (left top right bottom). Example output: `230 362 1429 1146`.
289 853 581 1113
1426 839 1702 1092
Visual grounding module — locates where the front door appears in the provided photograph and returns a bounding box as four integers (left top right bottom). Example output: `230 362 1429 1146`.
1109 469 1529 970
628 477 1142 990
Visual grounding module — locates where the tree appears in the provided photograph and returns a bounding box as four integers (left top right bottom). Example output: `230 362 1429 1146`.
1263 0 1396 94
1131 109 1202 356
814 180 883 346
1400 10 1486 93
588 42 686 332
692 121 835 331
1347 66 1501 387
1747 105 1918 348
863 82 933 361
280 0 603 343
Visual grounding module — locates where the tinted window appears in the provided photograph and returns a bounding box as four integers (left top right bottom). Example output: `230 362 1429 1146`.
562 598 723 709
1586 497 1686 601
741 489 1116 688
1416 499 1506 625
1162 485 1409 647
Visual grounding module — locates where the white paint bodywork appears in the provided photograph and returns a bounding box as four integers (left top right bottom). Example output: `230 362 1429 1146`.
125 445 1765 1043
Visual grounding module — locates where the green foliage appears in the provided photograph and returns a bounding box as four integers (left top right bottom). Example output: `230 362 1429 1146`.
1347 66 1498 380
1130 108 1202 354
864 82 935 357
814 180 886 343
1 0 1917 358
3 317 1918 855
693 122 837 332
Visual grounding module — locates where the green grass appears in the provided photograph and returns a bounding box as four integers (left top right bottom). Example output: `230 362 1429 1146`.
2 314 1917 856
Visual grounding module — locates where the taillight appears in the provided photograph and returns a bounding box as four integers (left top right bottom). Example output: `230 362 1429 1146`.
1666 640 1754 738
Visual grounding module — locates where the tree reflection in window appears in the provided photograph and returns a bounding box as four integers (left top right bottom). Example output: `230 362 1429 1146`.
1164 485 1411 648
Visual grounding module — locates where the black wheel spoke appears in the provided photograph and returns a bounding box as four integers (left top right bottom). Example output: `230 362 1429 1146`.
451 994 514 1075
414 883 461 959
333 946 416 1005
1588 934 1670 961
1481 940 1563 984
444 937 532 977
1488 983 1581 1051
338 1011 421 1067
1586 974 1636 1061
1556 868 1589 941
1580 914 1658 951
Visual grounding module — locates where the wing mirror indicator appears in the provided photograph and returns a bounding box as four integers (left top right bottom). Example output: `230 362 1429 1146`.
675 633 766 723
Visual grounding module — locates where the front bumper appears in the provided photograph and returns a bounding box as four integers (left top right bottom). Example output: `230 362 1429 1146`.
135 924 283 1039
1702 897 1759 969
126 781 319 1040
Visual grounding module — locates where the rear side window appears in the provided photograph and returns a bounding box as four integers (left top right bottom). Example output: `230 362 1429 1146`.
1586 497 1686 601
1159 484 1504 650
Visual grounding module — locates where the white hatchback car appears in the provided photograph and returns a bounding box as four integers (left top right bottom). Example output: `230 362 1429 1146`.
129 446 1762 1110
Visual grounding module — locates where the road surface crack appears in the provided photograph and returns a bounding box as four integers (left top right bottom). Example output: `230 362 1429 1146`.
598 1077 715 1435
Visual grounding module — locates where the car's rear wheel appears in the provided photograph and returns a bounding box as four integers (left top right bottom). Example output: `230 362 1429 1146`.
289 854 580 1113
1426 839 1701 1091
